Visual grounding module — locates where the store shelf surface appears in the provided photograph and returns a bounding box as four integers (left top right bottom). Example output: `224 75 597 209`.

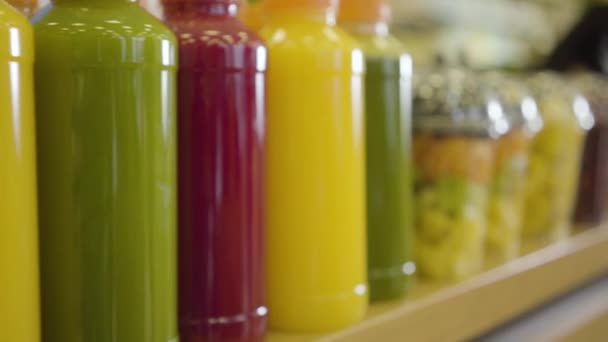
268 226 608 342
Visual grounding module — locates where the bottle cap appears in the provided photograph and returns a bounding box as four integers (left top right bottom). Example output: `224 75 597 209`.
263 0 338 11
338 0 391 23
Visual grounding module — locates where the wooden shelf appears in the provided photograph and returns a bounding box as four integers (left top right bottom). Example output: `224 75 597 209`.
268 226 608 342
480 275 608 341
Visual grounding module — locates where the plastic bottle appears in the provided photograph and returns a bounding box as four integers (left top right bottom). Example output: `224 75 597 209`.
0 2 39 341
33 1 179 341
161 0 267 341
261 0 368 332
338 0 414 301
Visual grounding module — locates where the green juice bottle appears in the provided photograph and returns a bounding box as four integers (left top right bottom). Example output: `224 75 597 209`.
32 1 179 341
339 0 415 301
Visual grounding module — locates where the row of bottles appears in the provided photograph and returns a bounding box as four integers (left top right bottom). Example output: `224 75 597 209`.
0 0 413 340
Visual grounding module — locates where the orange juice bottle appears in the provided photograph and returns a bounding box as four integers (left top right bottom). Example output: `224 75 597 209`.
261 0 368 333
0 1 39 341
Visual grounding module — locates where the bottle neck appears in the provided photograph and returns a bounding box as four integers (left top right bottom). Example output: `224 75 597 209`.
163 2 238 18
266 7 337 25
340 22 389 36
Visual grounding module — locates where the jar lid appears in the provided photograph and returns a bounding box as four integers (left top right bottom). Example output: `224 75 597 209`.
571 72 608 122
480 72 543 136
413 68 509 139
528 72 595 131
571 72 608 99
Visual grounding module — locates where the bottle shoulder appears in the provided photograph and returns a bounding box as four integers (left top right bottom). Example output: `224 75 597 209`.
33 3 175 41
167 16 267 72
260 22 363 73
350 33 409 58
0 3 31 31
33 4 177 67
0 3 34 61
348 32 413 78
260 22 359 52
166 15 265 47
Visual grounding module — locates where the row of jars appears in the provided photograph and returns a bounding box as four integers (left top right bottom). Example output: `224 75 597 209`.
413 69 607 280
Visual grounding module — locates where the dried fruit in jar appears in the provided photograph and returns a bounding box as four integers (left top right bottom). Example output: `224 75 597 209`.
414 133 494 279
487 128 530 261
522 79 591 242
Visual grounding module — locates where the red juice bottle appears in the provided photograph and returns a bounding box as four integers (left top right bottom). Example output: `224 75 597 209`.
161 0 268 341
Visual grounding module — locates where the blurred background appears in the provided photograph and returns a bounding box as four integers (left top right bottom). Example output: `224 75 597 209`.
391 0 583 69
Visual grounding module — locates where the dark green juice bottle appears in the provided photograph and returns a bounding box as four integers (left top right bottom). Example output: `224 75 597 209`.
339 0 415 301
33 1 178 341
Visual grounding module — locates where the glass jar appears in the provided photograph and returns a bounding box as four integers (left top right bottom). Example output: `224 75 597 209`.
413 69 504 280
523 72 594 242
481 73 542 261
572 73 608 226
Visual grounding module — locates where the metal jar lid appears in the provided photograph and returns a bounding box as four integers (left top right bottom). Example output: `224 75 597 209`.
413 68 510 139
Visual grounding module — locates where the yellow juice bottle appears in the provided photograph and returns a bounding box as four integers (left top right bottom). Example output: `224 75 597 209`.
261 0 368 333
0 1 39 341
